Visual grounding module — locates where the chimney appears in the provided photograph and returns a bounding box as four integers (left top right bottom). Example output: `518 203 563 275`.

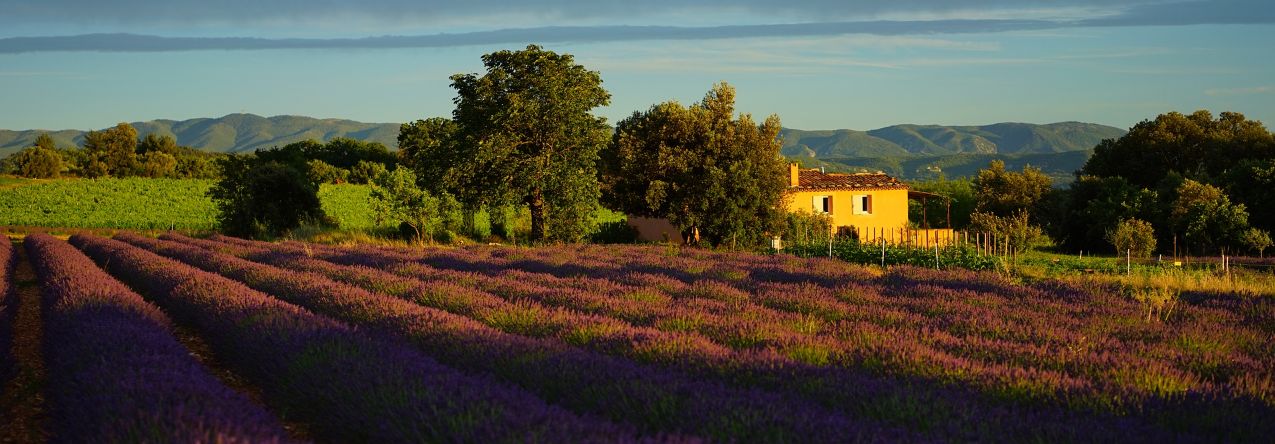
789 163 800 187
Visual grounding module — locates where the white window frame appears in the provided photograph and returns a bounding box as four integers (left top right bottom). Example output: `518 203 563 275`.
853 194 872 215
812 195 832 214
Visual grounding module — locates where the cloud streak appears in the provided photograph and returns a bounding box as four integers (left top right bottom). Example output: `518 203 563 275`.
1205 86 1274 96
0 0 1151 26
0 0 1270 53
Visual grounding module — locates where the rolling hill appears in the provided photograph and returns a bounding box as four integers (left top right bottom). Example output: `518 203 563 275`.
0 114 401 157
781 122 1124 158
2 115 1123 183
803 150 1096 185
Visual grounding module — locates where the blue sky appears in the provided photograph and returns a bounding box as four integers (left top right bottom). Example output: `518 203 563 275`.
0 0 1272 132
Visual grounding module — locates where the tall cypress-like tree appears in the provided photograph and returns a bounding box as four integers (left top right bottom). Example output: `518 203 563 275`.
602 82 788 247
447 45 611 242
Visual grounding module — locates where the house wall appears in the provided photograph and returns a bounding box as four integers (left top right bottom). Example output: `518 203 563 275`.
786 188 910 233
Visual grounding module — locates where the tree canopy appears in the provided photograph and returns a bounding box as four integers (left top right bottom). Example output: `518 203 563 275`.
446 44 612 242
1082 110 1274 187
82 123 139 177
973 160 1052 218
207 153 325 239
601 82 788 247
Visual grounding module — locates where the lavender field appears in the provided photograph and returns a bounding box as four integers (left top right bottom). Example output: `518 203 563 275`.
2 232 1272 442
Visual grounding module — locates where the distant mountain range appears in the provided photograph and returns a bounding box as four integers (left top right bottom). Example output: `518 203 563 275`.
0 114 401 156
780 122 1125 158
1 114 1126 181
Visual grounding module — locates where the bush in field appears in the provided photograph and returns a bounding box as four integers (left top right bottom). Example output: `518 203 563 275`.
1241 228 1272 257
783 210 833 245
307 159 349 184
208 155 325 238
970 211 1045 256
8 145 63 178
1106 218 1157 257
348 160 388 185
369 167 460 242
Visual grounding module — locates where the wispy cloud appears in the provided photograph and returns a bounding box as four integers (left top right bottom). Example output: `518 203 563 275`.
0 0 1269 53
1205 86 1274 96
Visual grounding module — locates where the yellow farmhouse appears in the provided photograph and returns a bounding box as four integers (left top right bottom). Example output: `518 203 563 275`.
785 163 954 246
626 163 954 245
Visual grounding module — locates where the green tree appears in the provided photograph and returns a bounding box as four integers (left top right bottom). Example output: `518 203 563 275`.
82 123 139 177
307 159 349 184
137 150 177 178
1050 176 1160 252
1170 179 1250 254
602 83 787 247
137 133 179 154
1223 159 1275 233
970 211 1045 257
7 145 63 178
304 137 396 170
908 176 975 229
397 117 461 194
973 160 1052 218
1240 228 1272 257
369 167 460 242
1083 110 1275 187
448 44 611 242
34 133 57 150
208 154 325 238
1105 218 1157 257
348 160 388 185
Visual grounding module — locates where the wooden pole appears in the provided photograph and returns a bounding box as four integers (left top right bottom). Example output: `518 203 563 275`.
934 243 940 270
1126 248 1131 275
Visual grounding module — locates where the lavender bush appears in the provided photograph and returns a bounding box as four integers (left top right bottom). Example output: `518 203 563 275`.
25 233 293 443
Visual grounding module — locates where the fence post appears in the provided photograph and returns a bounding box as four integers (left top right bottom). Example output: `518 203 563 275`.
881 237 886 267
934 242 940 270
1126 248 1131 275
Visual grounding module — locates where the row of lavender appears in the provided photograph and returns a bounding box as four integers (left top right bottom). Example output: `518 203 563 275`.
157 232 1217 441
199 234 1273 441
0 238 13 394
256 236 1274 409
67 234 641 442
122 232 911 442
23 234 293 442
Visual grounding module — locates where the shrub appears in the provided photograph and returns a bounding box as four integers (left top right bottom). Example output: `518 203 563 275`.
970 211 1045 256
208 155 326 239
348 160 389 185
7 146 63 178
1240 228 1272 257
1106 218 1157 257
307 159 349 184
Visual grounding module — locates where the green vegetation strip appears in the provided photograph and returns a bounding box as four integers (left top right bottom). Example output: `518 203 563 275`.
0 178 383 231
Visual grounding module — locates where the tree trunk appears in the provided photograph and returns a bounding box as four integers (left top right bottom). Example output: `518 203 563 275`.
529 189 546 242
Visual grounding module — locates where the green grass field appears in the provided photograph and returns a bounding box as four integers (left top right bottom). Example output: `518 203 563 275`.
0 176 385 231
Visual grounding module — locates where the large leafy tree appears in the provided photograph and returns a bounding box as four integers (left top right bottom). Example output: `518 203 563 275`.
208 153 325 239
972 160 1052 218
602 82 788 247
6 145 63 178
448 45 611 242
82 122 139 177
1170 179 1251 254
397 117 460 194
1223 159 1275 233
369 167 461 243
1082 110 1274 187
1049 175 1159 252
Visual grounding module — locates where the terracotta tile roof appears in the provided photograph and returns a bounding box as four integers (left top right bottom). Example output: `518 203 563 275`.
793 169 909 191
